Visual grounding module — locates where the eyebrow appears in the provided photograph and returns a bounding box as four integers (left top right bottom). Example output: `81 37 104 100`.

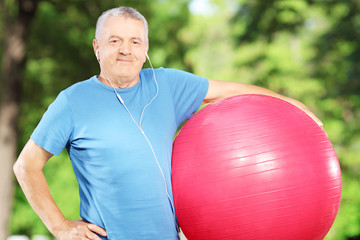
108 35 143 42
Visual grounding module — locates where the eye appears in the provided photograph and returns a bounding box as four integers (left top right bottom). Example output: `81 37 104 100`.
108 38 120 45
132 40 140 45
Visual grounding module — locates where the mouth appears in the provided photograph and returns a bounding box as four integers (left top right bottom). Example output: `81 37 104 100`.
117 58 132 63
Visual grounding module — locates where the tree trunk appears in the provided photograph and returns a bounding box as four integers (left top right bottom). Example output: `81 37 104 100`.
0 0 39 238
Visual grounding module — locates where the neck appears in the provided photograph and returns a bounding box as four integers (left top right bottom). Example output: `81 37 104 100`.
98 73 139 89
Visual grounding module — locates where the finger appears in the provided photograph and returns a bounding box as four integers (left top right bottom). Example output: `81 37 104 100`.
308 112 323 127
88 224 107 237
86 230 103 240
314 115 323 127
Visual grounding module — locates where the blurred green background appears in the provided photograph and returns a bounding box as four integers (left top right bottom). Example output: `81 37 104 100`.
1 0 359 239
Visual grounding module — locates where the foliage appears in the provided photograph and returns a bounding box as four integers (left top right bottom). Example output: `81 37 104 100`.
5 0 360 239
183 0 360 239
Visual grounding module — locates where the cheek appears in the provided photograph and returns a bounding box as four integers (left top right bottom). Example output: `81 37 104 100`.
102 49 116 61
135 51 146 64
142 54 147 63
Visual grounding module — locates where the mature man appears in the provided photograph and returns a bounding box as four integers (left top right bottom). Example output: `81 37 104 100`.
13 6 322 240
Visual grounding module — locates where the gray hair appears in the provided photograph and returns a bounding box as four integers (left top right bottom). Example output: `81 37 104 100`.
95 6 149 42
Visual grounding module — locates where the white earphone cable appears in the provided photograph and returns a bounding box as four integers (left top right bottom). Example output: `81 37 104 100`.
100 54 178 232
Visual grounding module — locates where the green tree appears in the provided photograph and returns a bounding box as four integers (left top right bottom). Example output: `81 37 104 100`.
0 0 40 238
7 0 359 239
183 0 359 239
231 1 360 238
309 1 360 239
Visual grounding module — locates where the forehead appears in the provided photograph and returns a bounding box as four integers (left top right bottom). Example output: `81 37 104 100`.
101 15 146 40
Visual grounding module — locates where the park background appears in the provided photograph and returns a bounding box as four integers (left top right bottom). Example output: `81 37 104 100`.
0 0 359 239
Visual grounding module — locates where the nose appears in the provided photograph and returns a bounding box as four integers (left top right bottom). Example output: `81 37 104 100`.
118 42 131 55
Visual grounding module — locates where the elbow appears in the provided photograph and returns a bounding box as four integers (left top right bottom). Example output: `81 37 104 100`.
13 140 49 180
13 158 29 180
13 159 23 178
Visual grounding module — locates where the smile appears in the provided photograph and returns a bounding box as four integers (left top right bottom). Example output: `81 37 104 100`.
117 59 132 63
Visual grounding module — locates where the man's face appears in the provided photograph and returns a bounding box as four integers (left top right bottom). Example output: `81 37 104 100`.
94 15 148 86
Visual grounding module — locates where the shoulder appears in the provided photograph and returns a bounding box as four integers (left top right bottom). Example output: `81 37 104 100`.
59 76 98 101
141 67 207 82
64 76 97 93
140 67 166 79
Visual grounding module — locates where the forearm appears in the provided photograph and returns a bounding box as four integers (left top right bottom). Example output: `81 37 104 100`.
13 161 66 235
233 83 323 126
14 140 107 239
205 80 323 127
237 83 308 110
207 80 292 101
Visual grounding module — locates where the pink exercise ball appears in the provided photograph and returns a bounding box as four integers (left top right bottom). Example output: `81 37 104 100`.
172 94 342 240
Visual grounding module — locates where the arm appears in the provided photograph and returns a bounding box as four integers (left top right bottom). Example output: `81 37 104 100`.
203 79 323 127
13 139 107 239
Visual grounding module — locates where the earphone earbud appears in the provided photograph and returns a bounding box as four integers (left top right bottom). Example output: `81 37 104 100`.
96 50 100 62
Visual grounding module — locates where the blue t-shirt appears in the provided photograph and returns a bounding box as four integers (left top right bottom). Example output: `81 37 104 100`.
31 68 209 240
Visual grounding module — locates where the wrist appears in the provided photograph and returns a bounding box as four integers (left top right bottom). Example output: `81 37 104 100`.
48 217 68 237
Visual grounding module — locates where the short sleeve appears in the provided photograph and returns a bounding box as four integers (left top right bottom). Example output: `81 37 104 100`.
164 68 209 125
31 91 74 156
